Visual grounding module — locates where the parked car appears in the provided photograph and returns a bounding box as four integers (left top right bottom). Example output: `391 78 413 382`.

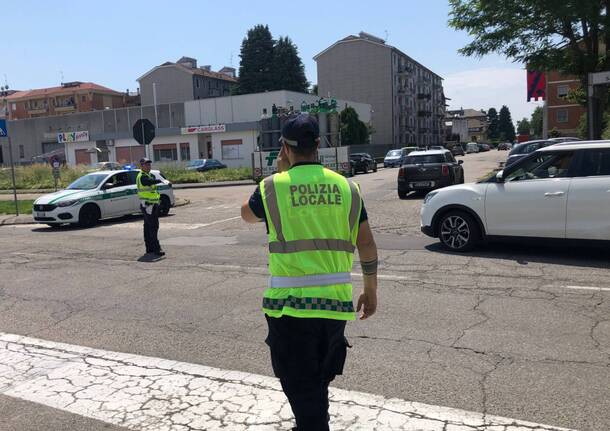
350 153 377 175
32 169 175 228
466 143 479 153
505 140 553 167
186 159 227 172
397 149 464 198
477 143 491 152
547 137 582 144
497 143 512 151
384 149 403 168
428 146 445 150
420 141 610 251
449 144 465 156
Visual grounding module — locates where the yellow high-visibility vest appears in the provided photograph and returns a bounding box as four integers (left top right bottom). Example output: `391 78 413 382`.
260 164 361 320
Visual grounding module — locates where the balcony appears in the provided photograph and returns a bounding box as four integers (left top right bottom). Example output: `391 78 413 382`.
418 110 432 117
27 107 48 115
55 105 76 113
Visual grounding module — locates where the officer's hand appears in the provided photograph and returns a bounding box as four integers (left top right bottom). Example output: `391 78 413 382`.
357 291 377 320
277 146 290 173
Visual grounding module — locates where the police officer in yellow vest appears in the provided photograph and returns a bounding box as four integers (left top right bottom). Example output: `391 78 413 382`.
137 158 165 257
241 114 378 430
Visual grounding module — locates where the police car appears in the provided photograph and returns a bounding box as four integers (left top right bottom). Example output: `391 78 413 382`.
32 169 175 228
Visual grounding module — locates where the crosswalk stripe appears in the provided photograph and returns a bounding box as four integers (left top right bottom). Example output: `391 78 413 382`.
0 332 573 431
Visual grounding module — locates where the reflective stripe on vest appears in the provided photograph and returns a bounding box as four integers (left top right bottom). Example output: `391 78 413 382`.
268 272 351 288
263 176 360 253
262 296 355 313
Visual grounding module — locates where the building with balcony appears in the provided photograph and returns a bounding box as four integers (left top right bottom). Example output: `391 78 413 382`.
4 82 130 120
446 108 488 143
137 56 238 106
315 32 445 147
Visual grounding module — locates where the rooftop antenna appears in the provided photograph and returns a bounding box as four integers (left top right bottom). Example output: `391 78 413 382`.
230 51 234 67
60 70 64 84
2 74 7 88
384 30 389 42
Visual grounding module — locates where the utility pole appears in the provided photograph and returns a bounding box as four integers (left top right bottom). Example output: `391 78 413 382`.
1 85 19 215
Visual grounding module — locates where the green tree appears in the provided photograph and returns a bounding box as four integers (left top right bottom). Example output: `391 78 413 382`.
234 25 275 95
498 105 516 142
517 118 531 135
271 36 309 93
340 107 369 145
449 1 610 137
549 128 562 138
486 108 499 140
531 106 543 137
310 84 318 95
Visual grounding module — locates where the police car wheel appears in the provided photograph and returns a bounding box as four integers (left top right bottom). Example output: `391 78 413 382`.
78 204 100 228
159 195 171 217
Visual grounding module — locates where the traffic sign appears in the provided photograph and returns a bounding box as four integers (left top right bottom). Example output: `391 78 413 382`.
0 119 7 137
132 119 155 146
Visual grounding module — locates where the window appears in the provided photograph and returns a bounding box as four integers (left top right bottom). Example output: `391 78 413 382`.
106 173 130 188
404 154 444 164
557 85 570 98
576 149 610 177
82 95 86 102
196 78 200 88
505 152 574 182
11 103 16 111
127 171 139 185
556 109 569 123
180 142 190 161
19 145 24 159
153 144 178 162
221 139 242 160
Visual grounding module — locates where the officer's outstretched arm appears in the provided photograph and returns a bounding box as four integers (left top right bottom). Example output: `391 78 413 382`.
356 221 378 320
241 200 262 223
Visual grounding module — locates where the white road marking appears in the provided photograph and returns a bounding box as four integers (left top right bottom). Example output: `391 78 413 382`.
0 332 572 431
563 285 610 292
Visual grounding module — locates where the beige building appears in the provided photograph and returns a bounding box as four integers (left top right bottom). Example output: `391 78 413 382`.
315 32 445 147
446 108 488 142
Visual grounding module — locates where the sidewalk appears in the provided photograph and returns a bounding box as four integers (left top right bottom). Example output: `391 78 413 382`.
0 179 255 199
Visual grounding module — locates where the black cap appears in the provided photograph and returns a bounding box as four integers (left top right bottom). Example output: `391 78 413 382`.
139 157 152 164
280 114 319 148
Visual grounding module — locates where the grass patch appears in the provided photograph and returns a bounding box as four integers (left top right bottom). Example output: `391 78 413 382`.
0 199 34 215
0 164 253 190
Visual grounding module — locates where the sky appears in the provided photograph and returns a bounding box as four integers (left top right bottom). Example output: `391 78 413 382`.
3 0 542 123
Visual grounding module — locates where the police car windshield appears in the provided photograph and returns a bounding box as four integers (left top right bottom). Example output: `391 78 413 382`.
404 155 444 164
67 173 108 190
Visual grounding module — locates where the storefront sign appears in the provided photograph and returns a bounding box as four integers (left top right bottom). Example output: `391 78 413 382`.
181 124 226 134
57 131 89 143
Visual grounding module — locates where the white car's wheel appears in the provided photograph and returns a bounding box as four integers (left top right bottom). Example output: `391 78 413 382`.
438 211 479 252
78 204 101 228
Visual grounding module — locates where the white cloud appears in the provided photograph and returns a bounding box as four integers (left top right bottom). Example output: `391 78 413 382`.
443 67 543 124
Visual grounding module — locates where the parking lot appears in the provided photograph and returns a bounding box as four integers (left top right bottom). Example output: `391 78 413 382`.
0 149 608 430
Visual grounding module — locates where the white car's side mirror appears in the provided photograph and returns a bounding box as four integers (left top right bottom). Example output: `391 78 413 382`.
496 170 505 183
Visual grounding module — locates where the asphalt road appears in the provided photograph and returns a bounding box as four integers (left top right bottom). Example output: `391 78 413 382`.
0 149 608 431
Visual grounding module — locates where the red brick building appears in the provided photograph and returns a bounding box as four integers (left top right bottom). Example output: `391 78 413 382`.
3 81 134 120
546 71 585 136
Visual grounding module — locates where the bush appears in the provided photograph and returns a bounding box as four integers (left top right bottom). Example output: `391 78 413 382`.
0 163 253 190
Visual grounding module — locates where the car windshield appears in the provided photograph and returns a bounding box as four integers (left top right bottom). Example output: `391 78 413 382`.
387 150 401 157
67 173 108 190
187 160 205 167
351 154 363 160
404 154 444 164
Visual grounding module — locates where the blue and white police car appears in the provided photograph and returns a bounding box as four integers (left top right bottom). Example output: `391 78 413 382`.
32 169 175 228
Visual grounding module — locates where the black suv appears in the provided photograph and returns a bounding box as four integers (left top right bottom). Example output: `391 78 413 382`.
350 153 377 175
397 150 464 198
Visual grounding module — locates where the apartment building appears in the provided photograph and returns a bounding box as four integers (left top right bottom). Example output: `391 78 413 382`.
446 108 488 142
545 71 585 136
315 32 445 147
138 57 237 106
4 82 129 120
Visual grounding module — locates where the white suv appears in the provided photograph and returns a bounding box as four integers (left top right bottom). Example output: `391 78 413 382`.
33 169 175 228
421 141 610 251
